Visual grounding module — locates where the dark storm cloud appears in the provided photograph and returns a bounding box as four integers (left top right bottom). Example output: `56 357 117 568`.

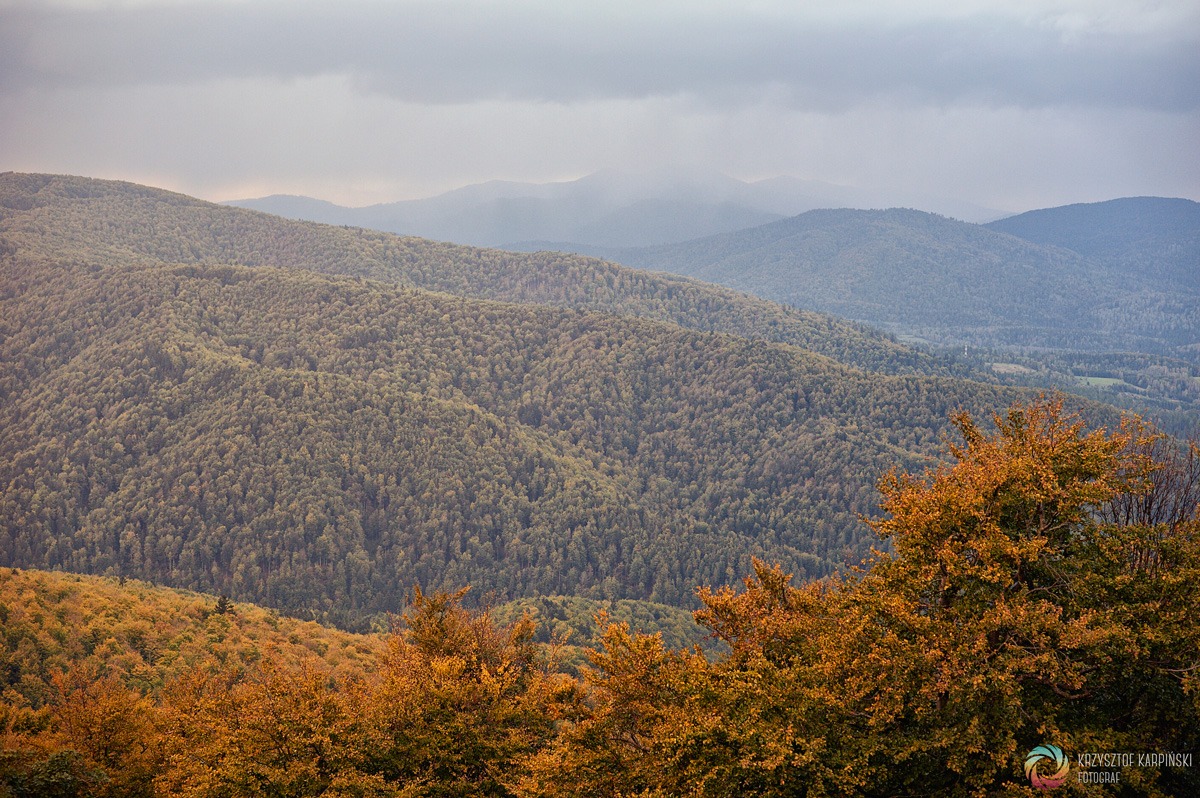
2 1 1197 112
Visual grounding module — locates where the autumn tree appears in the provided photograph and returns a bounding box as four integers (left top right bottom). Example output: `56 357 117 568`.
527 399 1200 796
517 618 711 797
840 399 1200 794
362 587 582 797
156 657 383 798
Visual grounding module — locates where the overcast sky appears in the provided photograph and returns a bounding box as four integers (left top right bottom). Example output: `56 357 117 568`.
2 0 1198 212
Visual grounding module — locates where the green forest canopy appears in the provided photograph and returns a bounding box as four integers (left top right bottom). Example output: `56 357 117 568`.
0 173 1068 625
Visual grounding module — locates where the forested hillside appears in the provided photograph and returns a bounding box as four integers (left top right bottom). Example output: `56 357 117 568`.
0 253 1025 622
0 569 383 699
0 173 1041 624
0 172 942 377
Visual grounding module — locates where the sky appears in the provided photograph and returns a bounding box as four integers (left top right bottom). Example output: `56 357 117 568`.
2 0 1198 212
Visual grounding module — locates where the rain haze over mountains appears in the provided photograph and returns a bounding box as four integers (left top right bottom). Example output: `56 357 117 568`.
3 0 1197 213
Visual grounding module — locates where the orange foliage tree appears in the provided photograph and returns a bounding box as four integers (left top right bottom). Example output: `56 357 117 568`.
522 399 1200 796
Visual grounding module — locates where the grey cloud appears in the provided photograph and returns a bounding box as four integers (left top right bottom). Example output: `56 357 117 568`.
2 1 1197 112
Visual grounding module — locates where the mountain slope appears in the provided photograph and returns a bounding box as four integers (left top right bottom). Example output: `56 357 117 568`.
1 253 1027 618
986 196 1200 289
600 206 1197 356
1 173 1051 622
0 568 383 703
0 172 942 377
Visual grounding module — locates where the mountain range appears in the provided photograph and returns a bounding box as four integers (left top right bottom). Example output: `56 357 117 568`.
1 172 1038 625
231 173 1197 368
226 168 1008 248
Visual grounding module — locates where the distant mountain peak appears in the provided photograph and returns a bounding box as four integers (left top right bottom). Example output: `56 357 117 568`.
985 196 1199 288
599 196 1199 357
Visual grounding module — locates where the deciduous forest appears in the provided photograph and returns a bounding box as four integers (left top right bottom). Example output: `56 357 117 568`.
1 174 1038 624
1 174 1197 795
2 400 1197 795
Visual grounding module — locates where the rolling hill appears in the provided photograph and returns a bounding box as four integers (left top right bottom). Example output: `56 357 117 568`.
0 568 384 700
1 173 1062 624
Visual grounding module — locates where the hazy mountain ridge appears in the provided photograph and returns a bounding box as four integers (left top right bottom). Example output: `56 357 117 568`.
986 196 1200 289
598 204 1199 357
227 168 1007 248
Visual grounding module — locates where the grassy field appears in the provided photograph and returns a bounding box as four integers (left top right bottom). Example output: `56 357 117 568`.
1076 375 1137 389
